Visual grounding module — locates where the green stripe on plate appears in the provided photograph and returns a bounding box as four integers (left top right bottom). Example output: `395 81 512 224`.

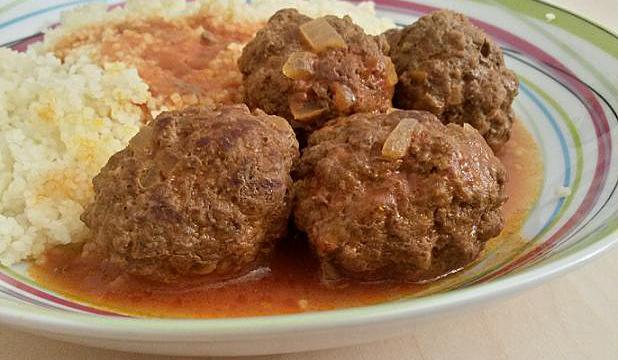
533 216 618 264
0 0 26 15
493 0 618 59
494 0 618 98
437 74 585 292
519 75 584 242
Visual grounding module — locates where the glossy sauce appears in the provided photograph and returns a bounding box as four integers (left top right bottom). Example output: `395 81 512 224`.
53 15 261 109
30 121 542 318
42 17 543 317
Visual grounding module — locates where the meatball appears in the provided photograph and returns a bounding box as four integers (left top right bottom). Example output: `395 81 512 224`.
386 10 519 151
294 110 506 283
238 9 396 133
81 105 299 282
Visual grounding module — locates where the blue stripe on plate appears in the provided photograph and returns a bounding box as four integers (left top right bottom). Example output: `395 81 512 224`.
519 82 571 232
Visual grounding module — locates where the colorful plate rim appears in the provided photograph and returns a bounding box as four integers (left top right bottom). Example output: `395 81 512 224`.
0 0 617 339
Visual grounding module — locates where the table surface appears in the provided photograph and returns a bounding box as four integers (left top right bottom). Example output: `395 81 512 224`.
2 1 617 359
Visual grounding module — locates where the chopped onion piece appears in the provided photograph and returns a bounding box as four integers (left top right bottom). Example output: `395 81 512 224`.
382 118 419 160
290 100 327 121
200 29 218 44
385 58 398 87
463 123 476 133
407 69 427 82
282 51 317 80
332 82 356 111
299 18 347 53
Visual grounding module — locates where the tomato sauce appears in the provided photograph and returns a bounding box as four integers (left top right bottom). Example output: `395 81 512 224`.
53 15 262 109
41 16 544 318
30 120 542 318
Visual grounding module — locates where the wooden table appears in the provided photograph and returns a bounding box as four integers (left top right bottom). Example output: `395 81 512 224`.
2 1 617 359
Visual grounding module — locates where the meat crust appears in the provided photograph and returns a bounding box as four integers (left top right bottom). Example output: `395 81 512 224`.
82 105 299 282
386 10 519 151
294 109 507 282
239 9 395 133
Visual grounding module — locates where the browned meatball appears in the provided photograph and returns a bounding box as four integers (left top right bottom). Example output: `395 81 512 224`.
238 9 396 133
81 105 299 282
294 110 506 283
387 10 519 151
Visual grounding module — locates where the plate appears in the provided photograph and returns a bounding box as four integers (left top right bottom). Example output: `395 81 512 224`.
0 0 617 356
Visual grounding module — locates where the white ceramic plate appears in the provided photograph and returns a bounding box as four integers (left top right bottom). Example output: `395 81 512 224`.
0 0 617 356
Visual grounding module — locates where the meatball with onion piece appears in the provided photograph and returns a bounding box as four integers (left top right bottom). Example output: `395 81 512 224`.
238 9 397 134
294 110 507 283
386 10 519 151
81 105 299 283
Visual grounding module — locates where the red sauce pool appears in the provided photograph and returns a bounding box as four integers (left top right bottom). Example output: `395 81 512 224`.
40 16 543 317
30 121 542 318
